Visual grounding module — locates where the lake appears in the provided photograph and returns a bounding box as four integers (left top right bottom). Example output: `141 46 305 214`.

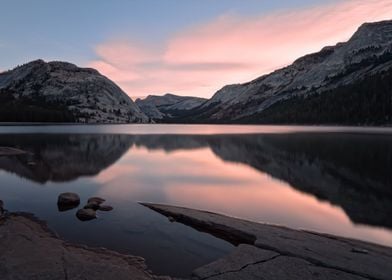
0 124 391 277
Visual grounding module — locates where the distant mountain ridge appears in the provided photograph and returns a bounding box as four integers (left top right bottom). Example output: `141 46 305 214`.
135 93 207 121
166 20 392 125
0 60 148 123
1 20 392 125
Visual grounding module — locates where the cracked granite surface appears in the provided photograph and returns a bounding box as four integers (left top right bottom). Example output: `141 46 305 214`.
141 203 392 280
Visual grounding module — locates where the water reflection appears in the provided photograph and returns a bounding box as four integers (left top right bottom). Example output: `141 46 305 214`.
0 132 391 256
0 134 133 183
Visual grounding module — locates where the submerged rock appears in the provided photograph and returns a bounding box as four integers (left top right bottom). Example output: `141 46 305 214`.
98 205 113 212
76 208 97 221
84 202 100 210
88 197 105 205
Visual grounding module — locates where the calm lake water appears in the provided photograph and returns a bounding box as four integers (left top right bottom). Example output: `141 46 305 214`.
0 124 391 277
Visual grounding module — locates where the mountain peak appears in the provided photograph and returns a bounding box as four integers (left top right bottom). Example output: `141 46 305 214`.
0 60 148 123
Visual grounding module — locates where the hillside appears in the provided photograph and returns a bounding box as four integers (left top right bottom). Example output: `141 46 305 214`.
0 60 148 123
170 20 392 125
135 93 207 121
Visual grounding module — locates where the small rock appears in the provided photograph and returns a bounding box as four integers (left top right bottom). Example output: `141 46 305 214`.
98 205 113 211
87 197 105 205
57 192 80 206
27 161 36 166
84 202 100 210
76 209 97 221
168 216 175 223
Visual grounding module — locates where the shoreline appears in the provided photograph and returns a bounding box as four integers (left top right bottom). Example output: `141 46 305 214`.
141 203 392 280
1 204 391 279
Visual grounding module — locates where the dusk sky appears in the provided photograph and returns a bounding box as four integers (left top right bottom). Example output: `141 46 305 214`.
1 0 392 98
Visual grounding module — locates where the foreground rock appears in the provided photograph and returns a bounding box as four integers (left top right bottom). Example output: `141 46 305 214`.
141 203 392 280
0 212 169 280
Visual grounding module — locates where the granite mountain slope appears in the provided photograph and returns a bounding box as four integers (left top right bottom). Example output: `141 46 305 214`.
135 93 207 121
0 60 148 123
175 20 392 125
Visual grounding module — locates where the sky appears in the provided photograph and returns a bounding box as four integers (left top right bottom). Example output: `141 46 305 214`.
1 0 392 99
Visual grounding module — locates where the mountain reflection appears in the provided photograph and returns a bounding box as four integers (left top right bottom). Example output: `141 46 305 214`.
0 134 133 183
0 133 391 230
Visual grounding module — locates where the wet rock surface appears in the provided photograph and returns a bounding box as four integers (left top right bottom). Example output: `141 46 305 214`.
141 203 392 280
0 212 169 280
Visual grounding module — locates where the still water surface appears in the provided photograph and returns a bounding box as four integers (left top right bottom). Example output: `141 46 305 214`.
0 125 391 277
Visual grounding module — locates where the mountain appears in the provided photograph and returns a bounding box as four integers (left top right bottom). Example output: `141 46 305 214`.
0 60 148 123
175 20 392 125
135 93 207 121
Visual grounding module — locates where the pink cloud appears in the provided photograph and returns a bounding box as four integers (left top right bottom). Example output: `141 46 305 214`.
88 0 392 98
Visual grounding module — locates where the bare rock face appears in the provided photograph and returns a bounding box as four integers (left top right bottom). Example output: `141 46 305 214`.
135 93 207 121
0 60 148 123
185 20 392 125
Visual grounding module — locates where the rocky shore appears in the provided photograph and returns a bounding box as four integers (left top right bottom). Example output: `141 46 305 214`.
141 203 392 280
0 202 391 280
0 211 169 280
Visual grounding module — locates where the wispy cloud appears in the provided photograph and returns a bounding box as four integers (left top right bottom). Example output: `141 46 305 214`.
88 0 392 98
